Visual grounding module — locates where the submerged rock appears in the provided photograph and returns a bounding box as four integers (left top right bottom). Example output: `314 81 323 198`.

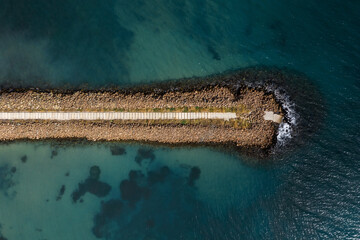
129 170 142 181
20 155 27 163
188 166 201 186
0 223 7 240
135 148 155 166
100 199 123 218
90 164 203 239
72 179 111 203
92 199 123 238
120 170 150 206
207 45 221 61
72 166 111 203
110 146 126 156
146 219 155 229
147 166 170 185
87 179 111 197
120 180 143 203
56 185 66 201
89 165 101 180
51 149 58 159
0 164 16 196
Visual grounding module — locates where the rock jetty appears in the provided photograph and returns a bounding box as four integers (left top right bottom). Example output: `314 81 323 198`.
0 72 285 151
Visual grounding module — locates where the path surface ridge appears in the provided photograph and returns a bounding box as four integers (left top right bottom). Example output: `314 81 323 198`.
0 111 237 121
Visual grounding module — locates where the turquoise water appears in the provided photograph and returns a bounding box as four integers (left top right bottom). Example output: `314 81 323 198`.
0 1 359 239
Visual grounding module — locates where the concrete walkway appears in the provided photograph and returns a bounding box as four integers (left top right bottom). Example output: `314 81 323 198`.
264 111 283 123
0 112 237 121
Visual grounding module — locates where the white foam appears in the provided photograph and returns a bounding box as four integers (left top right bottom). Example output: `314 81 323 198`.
266 85 298 146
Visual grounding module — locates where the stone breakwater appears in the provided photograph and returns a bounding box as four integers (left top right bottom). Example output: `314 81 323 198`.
0 74 285 151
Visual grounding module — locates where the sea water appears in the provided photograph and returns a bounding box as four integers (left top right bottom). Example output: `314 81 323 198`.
0 0 359 239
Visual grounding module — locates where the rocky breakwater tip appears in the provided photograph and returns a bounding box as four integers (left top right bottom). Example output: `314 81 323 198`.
0 74 286 153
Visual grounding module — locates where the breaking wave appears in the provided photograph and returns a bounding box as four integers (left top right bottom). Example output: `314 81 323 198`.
265 84 298 147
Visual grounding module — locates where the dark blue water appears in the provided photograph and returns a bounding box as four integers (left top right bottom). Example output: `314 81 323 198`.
0 1 359 239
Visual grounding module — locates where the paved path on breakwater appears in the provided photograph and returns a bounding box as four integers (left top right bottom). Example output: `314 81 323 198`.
263 111 283 123
0 112 237 121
